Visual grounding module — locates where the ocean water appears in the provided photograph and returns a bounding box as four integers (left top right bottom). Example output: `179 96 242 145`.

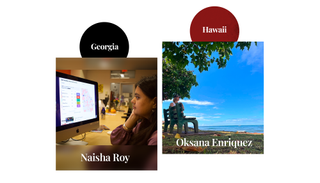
199 125 264 133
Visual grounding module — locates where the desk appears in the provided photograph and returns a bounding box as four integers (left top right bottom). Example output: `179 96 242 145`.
56 107 129 170
72 106 128 145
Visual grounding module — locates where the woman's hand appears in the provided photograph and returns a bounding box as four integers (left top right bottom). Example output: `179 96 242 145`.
124 109 142 129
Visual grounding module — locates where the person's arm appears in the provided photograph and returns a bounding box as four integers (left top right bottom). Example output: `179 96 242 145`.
123 109 141 130
110 109 142 145
180 102 185 110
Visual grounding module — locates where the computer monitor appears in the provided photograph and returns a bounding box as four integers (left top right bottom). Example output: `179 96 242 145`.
56 72 99 145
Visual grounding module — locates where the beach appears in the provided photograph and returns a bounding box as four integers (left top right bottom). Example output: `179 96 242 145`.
162 124 264 154
198 125 264 133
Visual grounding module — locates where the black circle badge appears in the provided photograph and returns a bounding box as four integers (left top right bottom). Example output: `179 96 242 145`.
80 22 129 57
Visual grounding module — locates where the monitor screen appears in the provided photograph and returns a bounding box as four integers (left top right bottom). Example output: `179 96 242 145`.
56 72 99 143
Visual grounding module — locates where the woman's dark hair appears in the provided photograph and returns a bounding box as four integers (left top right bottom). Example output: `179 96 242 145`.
129 75 157 145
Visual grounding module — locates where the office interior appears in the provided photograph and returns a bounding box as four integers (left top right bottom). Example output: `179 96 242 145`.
56 58 157 145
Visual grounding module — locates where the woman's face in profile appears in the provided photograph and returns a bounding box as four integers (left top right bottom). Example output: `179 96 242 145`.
131 86 154 119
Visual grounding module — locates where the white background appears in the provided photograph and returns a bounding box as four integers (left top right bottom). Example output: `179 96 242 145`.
1 0 319 182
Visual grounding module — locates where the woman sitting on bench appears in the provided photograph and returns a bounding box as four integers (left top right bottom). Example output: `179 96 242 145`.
170 94 185 115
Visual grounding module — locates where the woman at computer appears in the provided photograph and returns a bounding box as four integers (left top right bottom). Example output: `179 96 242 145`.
111 75 157 145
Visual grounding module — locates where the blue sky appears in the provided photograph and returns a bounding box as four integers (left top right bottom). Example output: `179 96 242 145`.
163 42 264 126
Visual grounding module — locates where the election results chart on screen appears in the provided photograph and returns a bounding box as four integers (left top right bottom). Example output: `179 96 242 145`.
59 78 96 125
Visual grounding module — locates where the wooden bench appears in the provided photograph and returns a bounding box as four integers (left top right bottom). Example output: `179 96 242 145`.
163 103 198 134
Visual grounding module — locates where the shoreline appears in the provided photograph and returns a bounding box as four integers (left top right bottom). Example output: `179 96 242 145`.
162 130 264 136
200 130 264 135
162 123 264 135
187 125 264 134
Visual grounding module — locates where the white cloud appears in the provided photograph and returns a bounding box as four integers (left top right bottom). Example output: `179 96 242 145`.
212 106 219 109
184 113 206 116
220 118 263 125
195 116 211 121
227 118 249 122
163 99 214 105
180 99 214 105
184 113 219 121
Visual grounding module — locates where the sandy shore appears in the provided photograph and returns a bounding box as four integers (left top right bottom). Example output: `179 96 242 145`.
162 123 264 136
219 131 263 135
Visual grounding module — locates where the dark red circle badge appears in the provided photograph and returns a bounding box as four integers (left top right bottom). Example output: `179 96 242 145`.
190 6 239 42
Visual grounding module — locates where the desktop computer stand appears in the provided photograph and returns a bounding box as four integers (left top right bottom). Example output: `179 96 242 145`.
56 138 88 145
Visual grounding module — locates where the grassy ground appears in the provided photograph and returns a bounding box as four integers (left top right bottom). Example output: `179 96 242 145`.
162 125 264 154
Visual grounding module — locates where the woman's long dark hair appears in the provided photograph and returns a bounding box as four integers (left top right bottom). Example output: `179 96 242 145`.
129 75 157 145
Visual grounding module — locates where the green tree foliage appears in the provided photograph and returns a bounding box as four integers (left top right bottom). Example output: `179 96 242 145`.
163 59 198 100
162 42 256 100
163 42 256 72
